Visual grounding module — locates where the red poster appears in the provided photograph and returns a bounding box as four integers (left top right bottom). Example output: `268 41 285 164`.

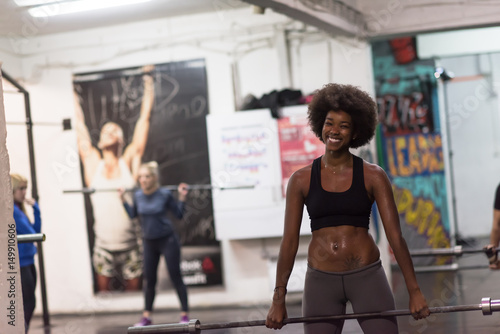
278 116 324 197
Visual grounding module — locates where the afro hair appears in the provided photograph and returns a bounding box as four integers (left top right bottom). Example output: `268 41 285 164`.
307 83 378 149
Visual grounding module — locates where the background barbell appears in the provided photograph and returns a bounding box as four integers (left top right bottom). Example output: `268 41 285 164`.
63 184 255 194
409 245 498 257
17 233 45 243
127 297 500 333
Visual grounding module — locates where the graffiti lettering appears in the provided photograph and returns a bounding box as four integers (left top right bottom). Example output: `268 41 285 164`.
394 174 448 214
393 185 450 264
377 92 433 135
386 134 444 177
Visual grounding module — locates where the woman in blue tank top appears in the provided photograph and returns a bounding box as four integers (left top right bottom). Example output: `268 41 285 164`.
266 84 430 334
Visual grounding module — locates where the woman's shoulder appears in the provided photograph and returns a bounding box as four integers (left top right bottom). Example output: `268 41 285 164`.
293 160 314 177
360 158 390 187
13 204 23 215
158 187 173 198
360 158 385 174
13 205 28 222
288 161 313 191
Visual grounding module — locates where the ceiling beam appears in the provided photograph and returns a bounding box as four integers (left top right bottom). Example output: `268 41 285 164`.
244 0 500 41
367 5 500 39
242 0 365 37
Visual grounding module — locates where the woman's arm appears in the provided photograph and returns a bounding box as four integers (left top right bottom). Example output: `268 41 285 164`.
266 169 307 329
484 185 500 268
488 186 500 247
120 189 138 218
31 201 41 233
166 184 188 219
13 207 37 235
123 67 155 180
486 209 500 268
73 91 101 186
369 164 429 320
489 209 500 247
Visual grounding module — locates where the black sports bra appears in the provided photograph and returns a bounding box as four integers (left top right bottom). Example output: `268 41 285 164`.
305 155 372 231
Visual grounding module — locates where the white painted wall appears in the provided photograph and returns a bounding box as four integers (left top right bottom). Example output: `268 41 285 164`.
438 55 500 237
0 38 23 78
2 7 377 315
418 26 500 59
418 28 500 237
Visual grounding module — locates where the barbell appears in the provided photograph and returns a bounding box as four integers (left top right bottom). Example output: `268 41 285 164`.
17 233 46 243
409 245 498 257
6 119 72 130
127 296 500 333
63 184 255 194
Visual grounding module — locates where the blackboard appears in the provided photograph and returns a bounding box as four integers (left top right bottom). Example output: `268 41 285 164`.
73 59 222 290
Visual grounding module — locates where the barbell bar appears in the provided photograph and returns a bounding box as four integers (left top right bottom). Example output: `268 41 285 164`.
17 233 46 243
6 119 72 130
409 245 498 257
127 296 500 334
63 184 255 194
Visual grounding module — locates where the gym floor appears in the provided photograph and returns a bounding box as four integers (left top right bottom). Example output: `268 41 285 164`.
29 237 500 334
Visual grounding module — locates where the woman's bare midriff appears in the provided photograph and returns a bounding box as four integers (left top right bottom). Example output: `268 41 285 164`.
308 225 380 272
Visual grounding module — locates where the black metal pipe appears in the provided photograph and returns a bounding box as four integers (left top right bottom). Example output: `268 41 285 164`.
24 91 39 201
1 70 39 201
1 70 27 93
36 240 50 328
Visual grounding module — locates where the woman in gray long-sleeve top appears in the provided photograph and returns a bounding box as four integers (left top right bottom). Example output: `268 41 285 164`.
121 161 190 327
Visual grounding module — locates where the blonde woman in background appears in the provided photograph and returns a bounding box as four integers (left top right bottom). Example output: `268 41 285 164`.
120 161 190 326
11 173 41 333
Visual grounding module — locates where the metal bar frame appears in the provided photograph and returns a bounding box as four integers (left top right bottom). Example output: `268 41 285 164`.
1 70 39 202
17 233 50 328
63 184 255 194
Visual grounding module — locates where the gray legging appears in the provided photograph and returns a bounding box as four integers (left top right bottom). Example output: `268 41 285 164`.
302 260 398 334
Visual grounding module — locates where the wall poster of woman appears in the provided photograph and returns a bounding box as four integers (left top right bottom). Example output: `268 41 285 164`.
73 59 223 293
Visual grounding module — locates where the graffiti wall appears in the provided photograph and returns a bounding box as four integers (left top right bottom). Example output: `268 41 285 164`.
372 40 451 265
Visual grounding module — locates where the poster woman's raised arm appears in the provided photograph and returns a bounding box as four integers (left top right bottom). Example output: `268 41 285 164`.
73 91 101 186
123 65 155 181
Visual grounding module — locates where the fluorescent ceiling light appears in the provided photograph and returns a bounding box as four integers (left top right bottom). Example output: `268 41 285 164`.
14 0 55 6
23 0 152 18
